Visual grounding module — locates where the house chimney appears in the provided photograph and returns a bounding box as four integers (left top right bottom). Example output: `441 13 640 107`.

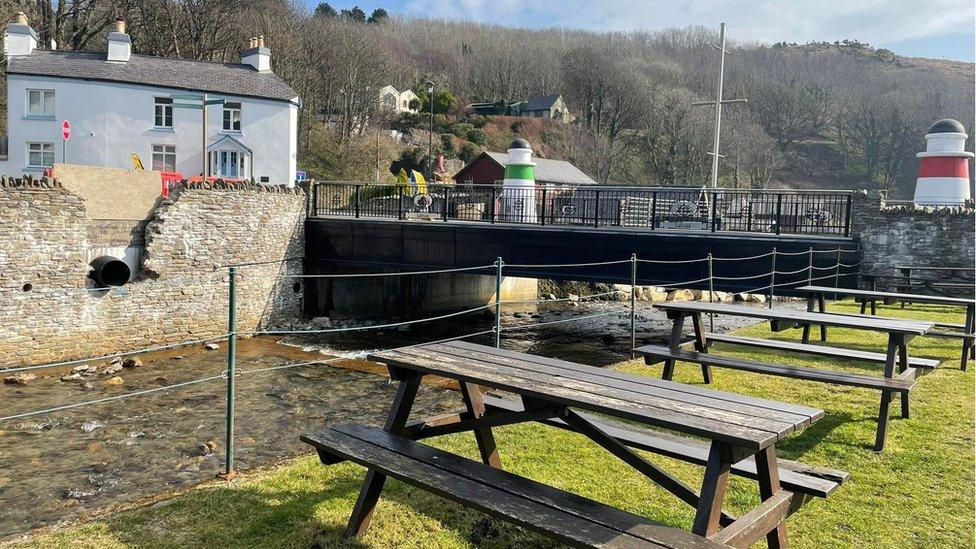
4 12 38 59
106 18 131 62
241 35 271 72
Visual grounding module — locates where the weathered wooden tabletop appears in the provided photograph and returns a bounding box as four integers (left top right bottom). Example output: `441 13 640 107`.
797 285 975 307
653 301 934 335
368 340 823 451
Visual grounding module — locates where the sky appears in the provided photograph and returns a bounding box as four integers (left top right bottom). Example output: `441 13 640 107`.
317 0 976 61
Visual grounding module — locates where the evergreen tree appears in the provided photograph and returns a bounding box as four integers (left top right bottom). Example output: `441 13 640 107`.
313 2 336 17
367 8 390 24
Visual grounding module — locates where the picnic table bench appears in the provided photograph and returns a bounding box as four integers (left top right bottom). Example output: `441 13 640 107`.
303 341 844 548
635 301 934 451
797 285 975 370
862 266 975 299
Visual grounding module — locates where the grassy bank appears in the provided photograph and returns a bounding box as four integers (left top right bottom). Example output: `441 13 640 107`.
8 300 974 548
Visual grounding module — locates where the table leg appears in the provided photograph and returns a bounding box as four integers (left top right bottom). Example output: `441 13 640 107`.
460 382 501 468
692 441 732 536
756 446 788 548
874 338 898 452
801 295 814 344
817 294 827 341
346 372 422 537
870 299 877 316
691 313 712 384
961 305 974 371
897 339 910 419
662 314 685 381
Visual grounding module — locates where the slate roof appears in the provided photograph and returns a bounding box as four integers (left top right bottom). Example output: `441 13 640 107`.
456 151 596 185
523 94 561 112
6 50 298 103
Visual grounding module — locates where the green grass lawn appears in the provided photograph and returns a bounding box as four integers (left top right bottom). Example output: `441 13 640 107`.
8 301 974 548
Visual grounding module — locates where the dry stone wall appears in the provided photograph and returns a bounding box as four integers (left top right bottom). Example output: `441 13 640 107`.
850 191 975 278
0 176 305 367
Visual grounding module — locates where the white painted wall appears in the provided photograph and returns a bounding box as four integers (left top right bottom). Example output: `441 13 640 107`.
0 74 299 186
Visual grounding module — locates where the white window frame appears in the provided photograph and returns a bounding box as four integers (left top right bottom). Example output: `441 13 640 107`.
151 144 177 172
26 142 55 168
222 102 242 133
26 89 55 118
154 97 174 129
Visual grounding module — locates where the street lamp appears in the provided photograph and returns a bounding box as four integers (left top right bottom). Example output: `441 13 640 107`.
425 80 434 181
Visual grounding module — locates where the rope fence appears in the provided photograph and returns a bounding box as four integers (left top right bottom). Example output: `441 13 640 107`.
2 245 864 479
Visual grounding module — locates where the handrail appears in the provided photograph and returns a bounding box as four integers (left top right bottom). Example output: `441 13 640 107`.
314 181 857 194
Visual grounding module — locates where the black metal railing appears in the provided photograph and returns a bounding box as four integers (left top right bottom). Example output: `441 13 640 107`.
309 182 855 237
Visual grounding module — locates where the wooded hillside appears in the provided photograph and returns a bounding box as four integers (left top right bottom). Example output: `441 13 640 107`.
1 1 973 197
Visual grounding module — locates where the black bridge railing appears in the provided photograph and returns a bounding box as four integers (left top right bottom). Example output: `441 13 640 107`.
309 182 854 237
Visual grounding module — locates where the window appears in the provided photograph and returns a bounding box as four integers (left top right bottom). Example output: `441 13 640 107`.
27 90 55 117
154 97 173 128
151 144 177 172
381 93 397 111
27 142 54 168
222 102 242 132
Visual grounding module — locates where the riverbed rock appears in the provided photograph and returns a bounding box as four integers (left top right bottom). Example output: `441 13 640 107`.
547 293 557 300
72 364 96 376
3 372 36 385
122 357 142 368
80 421 103 433
99 363 123 376
104 376 124 386
646 291 669 303
204 343 220 351
667 289 695 301
60 372 84 382
199 440 218 456
746 293 767 303
309 316 332 329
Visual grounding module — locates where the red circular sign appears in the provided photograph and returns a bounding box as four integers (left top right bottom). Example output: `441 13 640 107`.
61 120 71 141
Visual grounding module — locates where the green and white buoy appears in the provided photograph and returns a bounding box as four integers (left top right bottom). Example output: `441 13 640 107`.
502 138 537 222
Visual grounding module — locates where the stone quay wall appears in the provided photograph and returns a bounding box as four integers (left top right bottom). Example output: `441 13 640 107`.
0 176 306 367
850 191 975 280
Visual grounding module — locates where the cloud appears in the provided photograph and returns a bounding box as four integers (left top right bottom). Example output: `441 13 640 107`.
395 0 974 55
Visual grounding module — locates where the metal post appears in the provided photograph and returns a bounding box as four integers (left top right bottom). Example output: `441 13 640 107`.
708 23 727 191
775 193 783 235
768 247 777 309
630 253 637 357
844 193 853 237
651 191 657 230
834 247 842 289
594 190 601 227
710 191 718 232
494 257 503 348
443 185 450 222
397 185 404 220
354 185 361 218
490 185 497 224
707 253 715 331
807 247 814 285
222 267 237 479
540 187 548 226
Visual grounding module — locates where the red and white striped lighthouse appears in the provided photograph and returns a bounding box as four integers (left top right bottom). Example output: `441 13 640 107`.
914 118 974 205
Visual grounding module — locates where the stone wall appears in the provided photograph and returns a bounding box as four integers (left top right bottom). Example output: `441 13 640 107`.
850 191 975 279
0 176 305 367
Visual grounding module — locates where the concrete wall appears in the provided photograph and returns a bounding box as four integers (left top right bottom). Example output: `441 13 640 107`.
0 74 298 185
308 272 537 319
851 191 975 277
0 175 305 367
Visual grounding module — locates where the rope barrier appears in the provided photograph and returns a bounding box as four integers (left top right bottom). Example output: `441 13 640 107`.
502 309 622 331
0 372 226 422
711 251 774 261
636 257 709 264
277 264 497 279
775 267 811 276
245 304 493 336
810 264 837 271
0 335 230 375
505 259 632 268
712 272 774 282
502 289 623 306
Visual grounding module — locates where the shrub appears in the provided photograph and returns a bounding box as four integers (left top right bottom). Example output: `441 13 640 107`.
459 142 481 163
466 128 486 145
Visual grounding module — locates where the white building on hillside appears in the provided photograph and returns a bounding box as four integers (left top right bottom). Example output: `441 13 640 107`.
0 14 300 186
379 85 419 114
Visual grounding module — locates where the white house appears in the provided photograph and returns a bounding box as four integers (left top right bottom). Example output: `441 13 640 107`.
378 85 419 114
0 15 300 186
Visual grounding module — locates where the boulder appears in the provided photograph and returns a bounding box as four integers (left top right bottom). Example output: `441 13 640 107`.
647 291 669 303
204 343 220 351
3 372 36 385
309 316 332 329
60 373 84 382
122 358 142 368
746 293 767 303
99 363 123 376
104 376 124 385
667 289 695 301
567 294 580 302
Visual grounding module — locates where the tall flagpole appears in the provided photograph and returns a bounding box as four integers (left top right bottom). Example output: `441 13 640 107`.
708 23 727 190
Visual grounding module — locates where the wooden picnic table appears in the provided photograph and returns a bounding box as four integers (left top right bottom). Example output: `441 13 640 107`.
797 285 975 370
645 301 933 451
323 340 828 547
862 266 975 298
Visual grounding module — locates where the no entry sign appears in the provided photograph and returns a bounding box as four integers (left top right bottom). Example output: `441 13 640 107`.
61 120 71 141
